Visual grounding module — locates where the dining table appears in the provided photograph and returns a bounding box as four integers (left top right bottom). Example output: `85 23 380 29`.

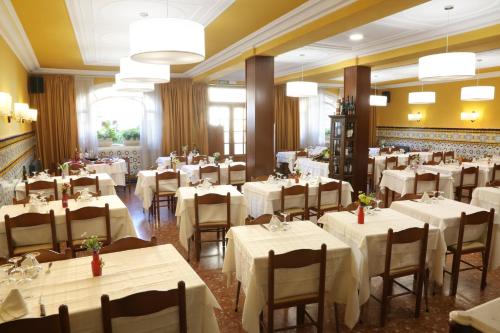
134 169 189 210
180 162 246 185
2 244 221 332
422 163 490 188
449 297 500 333
84 158 128 186
175 185 247 251
295 158 329 177
222 220 360 332
0 195 136 257
318 208 445 304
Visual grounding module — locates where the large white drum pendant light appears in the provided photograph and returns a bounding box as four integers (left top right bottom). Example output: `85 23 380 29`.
286 81 318 98
130 18 205 65
119 57 170 83
460 86 495 101
418 52 476 81
113 74 155 93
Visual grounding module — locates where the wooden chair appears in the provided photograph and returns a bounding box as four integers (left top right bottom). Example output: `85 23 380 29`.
68 190 101 200
190 193 231 262
444 151 455 162
367 157 375 192
397 193 424 201
191 155 207 164
65 204 111 257
70 176 99 195
100 236 157 254
413 172 440 194
341 202 360 211
432 151 443 163
5 211 58 257
409 154 419 164
152 171 181 222
26 179 58 200
379 147 392 155
445 209 495 296
456 167 479 202
123 156 133 194
459 157 473 163
12 194 55 205
371 224 430 326
35 248 73 263
296 150 308 158
423 160 439 165
101 281 187 333
251 175 270 182
448 320 482 333
176 156 187 165
199 165 221 185
379 156 399 185
261 244 331 333
392 165 407 170
276 184 309 221
0 304 70 333
487 180 500 187
228 164 246 189
245 214 273 225
489 163 500 185
309 181 342 219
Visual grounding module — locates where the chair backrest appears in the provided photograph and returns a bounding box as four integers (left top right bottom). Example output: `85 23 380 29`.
379 147 392 155
280 184 309 213
444 151 454 162
251 175 270 182
367 157 375 174
459 157 473 163
0 304 70 333
246 214 273 225
194 193 230 228
69 163 85 171
317 181 342 211
101 281 187 333
156 171 181 193
384 224 429 276
409 154 419 163
68 190 101 200
26 179 59 200
123 156 131 175
392 165 407 170
70 176 99 195
385 156 398 169
296 150 308 158
4 211 57 257
488 180 500 187
176 156 187 163
199 165 221 184
414 172 440 194
65 204 111 246
397 193 424 201
192 155 207 164
459 166 479 187
492 164 500 183
36 249 73 263
423 160 439 165
268 244 326 309
432 151 443 163
100 236 158 254
341 202 360 211
13 194 55 205
455 209 495 256
228 164 246 184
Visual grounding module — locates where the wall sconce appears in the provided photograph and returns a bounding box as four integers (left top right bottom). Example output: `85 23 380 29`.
0 92 13 122
14 102 29 122
408 112 422 122
460 110 479 122
28 108 38 122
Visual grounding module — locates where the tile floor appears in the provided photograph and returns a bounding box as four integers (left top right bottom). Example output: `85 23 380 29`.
119 186 500 332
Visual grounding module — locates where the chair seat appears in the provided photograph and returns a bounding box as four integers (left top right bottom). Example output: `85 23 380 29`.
448 241 485 253
388 265 421 277
230 180 245 185
310 203 339 211
274 292 319 305
13 243 54 255
197 221 228 229
276 207 304 215
155 191 176 196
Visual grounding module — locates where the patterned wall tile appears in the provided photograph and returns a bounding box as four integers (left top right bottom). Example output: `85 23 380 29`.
97 146 142 176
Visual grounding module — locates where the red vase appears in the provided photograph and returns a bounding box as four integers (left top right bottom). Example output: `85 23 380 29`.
357 205 365 224
91 252 102 277
62 192 69 208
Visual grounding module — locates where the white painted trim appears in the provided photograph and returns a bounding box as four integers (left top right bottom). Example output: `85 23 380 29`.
378 71 500 89
0 0 39 71
198 0 235 27
33 67 189 79
64 0 96 66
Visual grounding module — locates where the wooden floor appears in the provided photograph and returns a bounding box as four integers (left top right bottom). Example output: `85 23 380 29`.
120 185 500 332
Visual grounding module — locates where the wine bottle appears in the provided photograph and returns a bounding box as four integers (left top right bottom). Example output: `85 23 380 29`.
22 166 27 182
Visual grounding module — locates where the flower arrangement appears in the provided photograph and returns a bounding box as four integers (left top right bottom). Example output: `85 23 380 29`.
58 162 69 172
358 191 375 207
182 145 188 155
213 152 221 162
61 183 71 194
81 234 103 252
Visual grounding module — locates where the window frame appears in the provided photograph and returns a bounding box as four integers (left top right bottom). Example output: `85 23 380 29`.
209 101 246 157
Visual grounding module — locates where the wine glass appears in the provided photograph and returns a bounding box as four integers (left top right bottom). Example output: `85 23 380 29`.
374 199 382 211
8 257 24 284
0 263 14 302
438 191 445 200
280 212 289 231
24 252 42 279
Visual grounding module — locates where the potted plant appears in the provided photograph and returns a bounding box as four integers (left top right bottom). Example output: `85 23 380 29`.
357 191 375 224
81 234 105 277
97 121 118 147
122 127 140 146
213 152 221 165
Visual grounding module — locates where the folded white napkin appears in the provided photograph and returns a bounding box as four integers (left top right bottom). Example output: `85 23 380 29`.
421 191 431 203
0 289 28 323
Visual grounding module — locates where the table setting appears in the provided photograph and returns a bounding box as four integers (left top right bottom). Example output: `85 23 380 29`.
180 161 246 185
83 157 128 186
134 169 189 210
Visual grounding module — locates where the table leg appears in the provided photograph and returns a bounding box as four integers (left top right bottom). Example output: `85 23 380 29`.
384 187 389 208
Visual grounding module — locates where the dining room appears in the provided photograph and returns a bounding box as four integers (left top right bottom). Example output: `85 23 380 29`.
0 0 499 332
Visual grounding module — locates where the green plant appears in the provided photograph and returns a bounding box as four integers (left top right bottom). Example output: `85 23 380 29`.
81 234 103 252
97 121 119 142
358 191 375 206
121 127 140 140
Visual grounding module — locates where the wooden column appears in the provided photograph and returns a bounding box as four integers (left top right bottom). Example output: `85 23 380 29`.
245 56 275 180
344 65 371 194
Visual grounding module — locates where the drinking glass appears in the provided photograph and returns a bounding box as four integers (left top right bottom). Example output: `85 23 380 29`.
8 257 24 283
374 199 382 211
280 212 290 231
438 191 445 200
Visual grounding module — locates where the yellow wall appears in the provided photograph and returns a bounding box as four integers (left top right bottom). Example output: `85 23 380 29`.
0 35 31 139
376 76 500 129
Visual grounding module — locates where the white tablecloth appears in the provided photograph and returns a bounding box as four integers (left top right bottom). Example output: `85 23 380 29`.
319 209 444 305
175 185 247 250
0 195 137 257
450 297 500 333
242 177 353 218
379 169 454 198
180 163 246 185
276 151 296 165
373 154 410 185
134 169 189 210
422 164 490 188
462 161 498 183
85 159 127 186
391 198 500 271
222 221 360 332
295 158 329 177
5 244 220 333
15 173 117 200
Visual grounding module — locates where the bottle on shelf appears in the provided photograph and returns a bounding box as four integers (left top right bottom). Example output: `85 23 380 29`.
336 98 341 115
22 166 27 182
350 96 356 115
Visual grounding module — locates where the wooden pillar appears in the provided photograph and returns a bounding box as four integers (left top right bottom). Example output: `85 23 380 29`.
245 56 275 180
344 65 371 194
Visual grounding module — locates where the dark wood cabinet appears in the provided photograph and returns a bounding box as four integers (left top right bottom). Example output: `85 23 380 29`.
329 115 357 182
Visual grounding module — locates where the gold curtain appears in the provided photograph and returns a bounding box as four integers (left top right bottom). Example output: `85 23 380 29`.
29 75 78 169
192 83 209 154
274 84 300 151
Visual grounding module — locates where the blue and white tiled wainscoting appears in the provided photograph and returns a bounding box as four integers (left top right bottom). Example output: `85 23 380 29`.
0 132 36 207
97 146 142 176
377 126 500 157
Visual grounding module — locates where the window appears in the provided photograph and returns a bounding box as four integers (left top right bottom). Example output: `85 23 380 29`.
208 87 246 155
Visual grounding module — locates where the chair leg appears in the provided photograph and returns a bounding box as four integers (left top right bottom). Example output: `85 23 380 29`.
222 228 226 258
380 277 390 327
481 251 489 290
296 304 305 326
414 271 424 318
156 196 160 224
196 231 201 262
235 281 241 312
333 302 339 333
450 252 461 296
187 236 191 262
424 269 430 312
259 311 264 333
268 307 273 333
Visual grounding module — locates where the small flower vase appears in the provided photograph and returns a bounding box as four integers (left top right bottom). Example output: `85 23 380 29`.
172 162 177 172
357 205 365 224
91 251 102 277
294 175 300 183
62 191 69 208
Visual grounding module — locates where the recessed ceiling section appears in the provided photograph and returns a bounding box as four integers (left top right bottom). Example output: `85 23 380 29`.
65 0 235 66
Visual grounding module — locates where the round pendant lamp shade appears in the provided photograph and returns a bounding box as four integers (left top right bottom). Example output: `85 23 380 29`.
418 52 476 81
129 18 205 65
369 95 387 107
286 81 318 98
408 91 436 104
114 74 155 93
460 86 495 101
119 57 170 83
